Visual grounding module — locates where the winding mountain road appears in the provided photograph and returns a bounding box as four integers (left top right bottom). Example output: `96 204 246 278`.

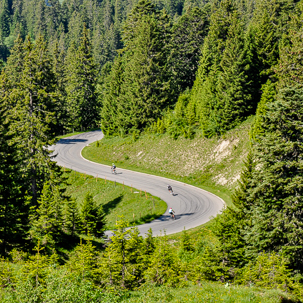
52 130 225 236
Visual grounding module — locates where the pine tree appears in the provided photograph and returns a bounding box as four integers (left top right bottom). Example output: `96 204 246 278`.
144 233 181 286
250 80 276 142
52 41 67 135
169 6 210 95
190 0 256 137
101 0 173 134
65 26 99 131
0 35 25 108
243 86 303 270
251 0 295 85
213 152 255 268
275 1 303 89
63 198 81 237
3 35 60 206
81 193 105 237
30 182 63 253
0 102 29 256
67 238 98 281
0 0 11 42
98 218 144 289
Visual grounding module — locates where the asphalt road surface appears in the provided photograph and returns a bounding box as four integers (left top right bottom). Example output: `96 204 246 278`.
51 130 225 237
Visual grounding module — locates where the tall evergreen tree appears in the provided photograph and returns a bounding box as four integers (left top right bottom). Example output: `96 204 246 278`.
101 0 173 135
30 182 63 253
81 193 106 237
0 0 11 42
190 0 256 137
275 1 303 89
5 35 59 206
243 86 303 270
0 102 29 256
169 6 210 95
65 26 99 131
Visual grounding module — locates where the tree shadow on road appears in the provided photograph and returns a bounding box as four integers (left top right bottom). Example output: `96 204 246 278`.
155 213 195 221
57 138 88 144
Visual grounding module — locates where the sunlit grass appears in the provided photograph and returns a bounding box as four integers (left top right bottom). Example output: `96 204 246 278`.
63 170 166 230
124 283 299 303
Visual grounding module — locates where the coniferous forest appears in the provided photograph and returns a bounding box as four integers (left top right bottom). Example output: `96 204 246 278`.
2 0 303 301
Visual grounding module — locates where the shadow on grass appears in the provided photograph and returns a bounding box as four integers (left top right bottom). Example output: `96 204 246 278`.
103 194 123 214
56 232 106 261
131 213 164 226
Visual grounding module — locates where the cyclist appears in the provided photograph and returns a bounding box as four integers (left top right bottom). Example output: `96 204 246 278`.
167 185 173 194
168 207 175 219
111 163 116 174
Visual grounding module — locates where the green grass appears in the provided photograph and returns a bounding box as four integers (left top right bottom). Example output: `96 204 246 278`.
124 283 299 303
81 117 253 207
63 169 166 230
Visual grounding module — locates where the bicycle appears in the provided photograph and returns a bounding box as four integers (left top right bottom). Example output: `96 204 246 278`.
111 167 117 174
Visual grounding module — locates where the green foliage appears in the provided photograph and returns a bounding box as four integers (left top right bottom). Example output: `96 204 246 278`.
244 86 303 270
144 233 182 287
101 0 174 135
66 238 98 281
98 218 145 290
236 252 302 295
65 26 99 131
0 102 29 256
250 80 276 142
190 0 258 137
30 182 64 253
63 198 82 237
81 193 106 237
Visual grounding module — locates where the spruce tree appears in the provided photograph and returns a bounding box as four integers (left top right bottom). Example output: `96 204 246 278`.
190 0 256 137
275 1 303 89
0 0 11 42
213 152 255 268
0 102 29 256
30 182 63 253
169 6 210 95
5 35 59 206
243 86 303 270
98 219 144 289
65 26 99 131
250 80 276 142
63 198 81 237
81 193 106 237
101 0 173 134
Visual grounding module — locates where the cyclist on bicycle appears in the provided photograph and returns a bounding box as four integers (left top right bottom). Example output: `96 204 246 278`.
111 163 116 174
168 207 175 219
167 185 173 194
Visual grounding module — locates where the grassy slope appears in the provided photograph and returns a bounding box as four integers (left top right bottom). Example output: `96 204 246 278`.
63 170 166 230
82 116 253 207
125 283 298 303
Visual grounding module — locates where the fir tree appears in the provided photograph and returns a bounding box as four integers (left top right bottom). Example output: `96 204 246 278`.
30 182 63 253
213 152 255 268
81 193 105 237
250 80 276 142
169 6 210 95
0 102 29 256
275 1 303 89
244 86 303 270
190 0 256 137
98 219 144 289
0 0 11 42
65 26 99 131
63 198 81 237
4 35 60 206
102 0 173 134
